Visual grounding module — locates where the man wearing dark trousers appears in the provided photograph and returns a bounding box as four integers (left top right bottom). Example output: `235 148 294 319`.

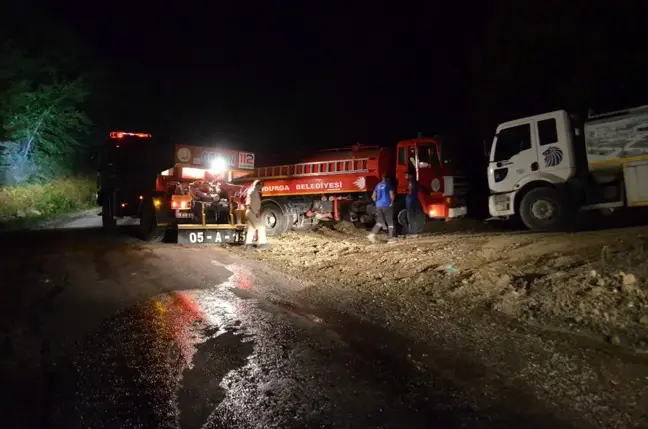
405 171 421 237
368 173 396 244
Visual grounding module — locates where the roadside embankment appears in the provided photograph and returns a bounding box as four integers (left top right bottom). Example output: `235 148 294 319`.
0 177 96 228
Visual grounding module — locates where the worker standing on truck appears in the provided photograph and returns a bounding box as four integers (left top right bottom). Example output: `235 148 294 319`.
368 173 396 243
244 180 267 250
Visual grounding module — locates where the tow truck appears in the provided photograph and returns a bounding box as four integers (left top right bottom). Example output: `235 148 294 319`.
95 131 254 244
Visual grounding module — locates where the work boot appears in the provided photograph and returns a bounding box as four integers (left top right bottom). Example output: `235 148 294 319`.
244 244 255 251
257 243 269 250
367 233 376 243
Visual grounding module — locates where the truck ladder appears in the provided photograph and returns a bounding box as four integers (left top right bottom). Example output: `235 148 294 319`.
254 158 371 179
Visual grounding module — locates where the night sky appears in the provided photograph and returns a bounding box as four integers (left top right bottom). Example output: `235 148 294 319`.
29 2 648 160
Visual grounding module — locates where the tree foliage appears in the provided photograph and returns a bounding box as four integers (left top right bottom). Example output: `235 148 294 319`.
0 23 93 184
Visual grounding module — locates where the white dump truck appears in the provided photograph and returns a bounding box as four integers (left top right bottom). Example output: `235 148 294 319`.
487 105 648 230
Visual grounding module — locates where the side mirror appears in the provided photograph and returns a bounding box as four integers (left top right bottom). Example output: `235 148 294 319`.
90 147 102 170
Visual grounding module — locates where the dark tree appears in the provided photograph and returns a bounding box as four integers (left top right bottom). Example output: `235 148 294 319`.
0 3 99 184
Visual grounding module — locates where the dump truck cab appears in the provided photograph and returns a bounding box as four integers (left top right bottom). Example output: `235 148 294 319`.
488 105 648 230
96 131 172 235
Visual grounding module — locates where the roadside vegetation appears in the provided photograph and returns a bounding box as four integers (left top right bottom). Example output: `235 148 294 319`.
0 177 95 224
0 4 103 226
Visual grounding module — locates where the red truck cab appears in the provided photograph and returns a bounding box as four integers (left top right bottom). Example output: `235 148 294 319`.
395 136 468 220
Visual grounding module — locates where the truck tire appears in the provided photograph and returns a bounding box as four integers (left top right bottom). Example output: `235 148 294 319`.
261 203 289 236
139 200 164 242
292 222 314 232
102 198 116 231
519 187 567 232
397 208 409 234
291 214 315 232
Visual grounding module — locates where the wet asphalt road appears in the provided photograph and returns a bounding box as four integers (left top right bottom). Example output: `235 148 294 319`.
0 216 577 429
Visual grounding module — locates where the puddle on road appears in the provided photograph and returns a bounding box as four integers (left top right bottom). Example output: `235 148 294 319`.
36 258 578 429
219 272 573 428
45 289 254 429
177 328 253 429
213 262 484 381
229 286 256 300
215 261 489 386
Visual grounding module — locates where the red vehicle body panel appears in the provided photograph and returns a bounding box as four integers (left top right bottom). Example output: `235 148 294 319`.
234 145 393 197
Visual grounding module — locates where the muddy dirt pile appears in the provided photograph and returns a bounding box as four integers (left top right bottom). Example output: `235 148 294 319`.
237 221 648 351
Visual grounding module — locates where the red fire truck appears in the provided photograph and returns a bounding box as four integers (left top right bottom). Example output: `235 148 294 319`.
231 135 469 236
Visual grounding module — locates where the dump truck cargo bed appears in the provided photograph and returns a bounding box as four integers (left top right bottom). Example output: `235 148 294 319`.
586 105 648 171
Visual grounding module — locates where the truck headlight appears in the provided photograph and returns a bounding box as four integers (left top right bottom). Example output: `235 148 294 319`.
210 157 227 174
431 178 441 193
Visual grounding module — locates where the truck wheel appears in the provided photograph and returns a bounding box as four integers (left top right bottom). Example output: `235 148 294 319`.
139 200 164 242
102 199 116 231
292 221 314 232
397 208 409 235
291 214 315 232
519 187 567 231
262 203 289 236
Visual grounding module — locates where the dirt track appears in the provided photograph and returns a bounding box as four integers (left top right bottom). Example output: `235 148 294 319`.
5 212 647 427
236 219 648 351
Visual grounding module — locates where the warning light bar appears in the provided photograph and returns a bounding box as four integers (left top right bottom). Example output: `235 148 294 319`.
109 131 152 139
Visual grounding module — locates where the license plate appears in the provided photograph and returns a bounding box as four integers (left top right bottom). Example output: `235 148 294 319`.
177 229 243 244
175 210 192 219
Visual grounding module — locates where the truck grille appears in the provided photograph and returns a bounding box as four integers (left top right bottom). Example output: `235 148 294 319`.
450 175 469 197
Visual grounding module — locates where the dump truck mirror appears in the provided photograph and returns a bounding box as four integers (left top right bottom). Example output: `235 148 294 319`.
89 148 99 170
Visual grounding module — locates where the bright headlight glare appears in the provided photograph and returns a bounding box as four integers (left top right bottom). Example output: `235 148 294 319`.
210 157 227 173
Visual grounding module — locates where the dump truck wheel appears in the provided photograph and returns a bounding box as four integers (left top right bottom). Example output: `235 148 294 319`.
519 187 567 231
139 200 163 242
102 199 116 231
262 203 289 236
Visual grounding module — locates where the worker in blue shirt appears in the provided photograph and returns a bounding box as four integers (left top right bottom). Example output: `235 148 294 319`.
368 173 396 243
404 171 421 236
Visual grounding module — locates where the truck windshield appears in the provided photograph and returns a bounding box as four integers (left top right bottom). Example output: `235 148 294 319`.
437 143 453 168
417 144 441 168
492 124 532 162
101 137 174 178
